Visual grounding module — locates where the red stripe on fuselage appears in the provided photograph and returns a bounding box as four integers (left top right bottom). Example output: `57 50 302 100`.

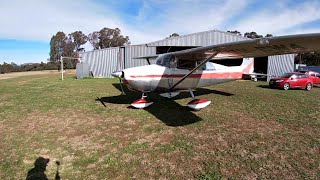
130 72 243 79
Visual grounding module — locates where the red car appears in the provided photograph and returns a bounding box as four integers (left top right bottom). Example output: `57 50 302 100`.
303 71 320 87
269 72 313 90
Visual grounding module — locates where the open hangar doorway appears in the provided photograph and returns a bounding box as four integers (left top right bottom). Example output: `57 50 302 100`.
210 57 269 81
156 46 199 54
254 56 268 74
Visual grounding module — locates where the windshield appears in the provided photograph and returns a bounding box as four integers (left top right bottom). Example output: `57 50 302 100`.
281 73 295 78
155 54 176 68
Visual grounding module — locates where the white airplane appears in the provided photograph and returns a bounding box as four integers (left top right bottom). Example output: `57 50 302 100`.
112 33 320 110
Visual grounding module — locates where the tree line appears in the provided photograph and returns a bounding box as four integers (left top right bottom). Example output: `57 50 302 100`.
49 27 130 68
0 62 58 74
0 27 130 74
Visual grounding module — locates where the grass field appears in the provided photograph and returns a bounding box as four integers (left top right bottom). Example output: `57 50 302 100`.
0 71 319 179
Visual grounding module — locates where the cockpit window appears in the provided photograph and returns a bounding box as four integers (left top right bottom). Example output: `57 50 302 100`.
156 54 177 68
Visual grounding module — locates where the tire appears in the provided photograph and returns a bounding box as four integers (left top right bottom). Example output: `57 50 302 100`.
305 83 312 91
283 83 290 90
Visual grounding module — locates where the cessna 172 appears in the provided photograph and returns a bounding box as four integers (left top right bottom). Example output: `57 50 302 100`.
112 33 320 110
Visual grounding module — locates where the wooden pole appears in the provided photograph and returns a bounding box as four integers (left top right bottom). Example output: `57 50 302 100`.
61 57 64 80
60 56 81 80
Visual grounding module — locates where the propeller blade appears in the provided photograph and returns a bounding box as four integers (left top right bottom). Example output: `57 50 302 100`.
119 78 126 95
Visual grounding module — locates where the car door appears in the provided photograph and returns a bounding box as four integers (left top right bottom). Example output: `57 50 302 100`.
298 74 308 87
289 74 299 88
313 73 320 85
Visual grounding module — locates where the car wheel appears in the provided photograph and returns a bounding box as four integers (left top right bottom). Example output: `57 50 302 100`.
305 83 312 91
283 83 290 90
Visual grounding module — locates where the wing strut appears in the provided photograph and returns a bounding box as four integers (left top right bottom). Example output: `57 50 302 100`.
169 51 220 91
146 58 151 65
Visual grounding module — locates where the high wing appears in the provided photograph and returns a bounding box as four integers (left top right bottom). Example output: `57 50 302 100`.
169 33 320 90
132 55 159 65
132 55 159 59
172 33 320 61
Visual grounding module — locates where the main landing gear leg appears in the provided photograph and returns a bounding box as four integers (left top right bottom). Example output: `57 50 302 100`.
187 89 211 110
131 93 154 109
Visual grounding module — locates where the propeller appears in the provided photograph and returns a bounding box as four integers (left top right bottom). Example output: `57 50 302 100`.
111 70 126 95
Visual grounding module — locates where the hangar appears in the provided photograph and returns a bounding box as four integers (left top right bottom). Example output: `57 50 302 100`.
78 30 295 80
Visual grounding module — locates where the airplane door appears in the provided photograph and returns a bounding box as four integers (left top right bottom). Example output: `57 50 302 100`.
167 57 177 89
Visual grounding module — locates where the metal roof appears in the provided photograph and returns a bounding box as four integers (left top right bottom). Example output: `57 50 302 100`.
144 29 250 47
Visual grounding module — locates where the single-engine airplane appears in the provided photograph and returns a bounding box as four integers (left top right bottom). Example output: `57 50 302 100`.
112 33 320 110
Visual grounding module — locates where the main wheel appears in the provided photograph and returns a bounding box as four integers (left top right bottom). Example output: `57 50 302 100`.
283 83 290 90
305 83 312 91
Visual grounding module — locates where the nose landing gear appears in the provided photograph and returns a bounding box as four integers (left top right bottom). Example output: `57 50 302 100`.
131 93 153 109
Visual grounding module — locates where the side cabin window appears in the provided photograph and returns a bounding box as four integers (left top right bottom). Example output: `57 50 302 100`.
177 60 196 70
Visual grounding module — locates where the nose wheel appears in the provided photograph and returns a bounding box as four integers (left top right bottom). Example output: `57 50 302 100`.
131 93 153 109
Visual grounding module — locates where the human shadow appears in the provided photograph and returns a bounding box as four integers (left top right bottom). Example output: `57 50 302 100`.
26 157 61 180
26 157 50 180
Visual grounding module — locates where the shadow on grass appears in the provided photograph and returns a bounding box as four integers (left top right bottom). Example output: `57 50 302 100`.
112 83 234 99
257 85 273 89
257 84 307 91
96 83 234 127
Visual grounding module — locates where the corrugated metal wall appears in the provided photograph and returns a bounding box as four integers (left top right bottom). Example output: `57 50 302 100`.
267 54 295 81
79 45 156 77
124 45 157 68
80 47 120 78
147 30 248 47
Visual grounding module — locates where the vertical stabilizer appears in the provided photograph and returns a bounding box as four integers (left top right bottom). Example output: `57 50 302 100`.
241 58 254 74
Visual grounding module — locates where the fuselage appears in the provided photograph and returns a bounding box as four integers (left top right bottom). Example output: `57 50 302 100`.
122 61 252 93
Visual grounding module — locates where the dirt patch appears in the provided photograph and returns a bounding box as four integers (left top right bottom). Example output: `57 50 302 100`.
0 70 76 81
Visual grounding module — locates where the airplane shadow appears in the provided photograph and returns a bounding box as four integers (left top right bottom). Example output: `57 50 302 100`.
111 83 234 99
96 84 234 127
257 85 273 89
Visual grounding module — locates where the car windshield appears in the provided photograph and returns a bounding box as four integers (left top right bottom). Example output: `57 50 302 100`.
281 73 295 78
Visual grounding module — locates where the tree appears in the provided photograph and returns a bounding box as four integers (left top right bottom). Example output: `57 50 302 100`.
62 35 76 57
166 33 180 39
49 31 80 69
297 52 320 66
88 31 100 50
265 34 273 37
244 32 263 39
70 31 88 52
98 27 130 49
227 30 242 36
49 32 67 63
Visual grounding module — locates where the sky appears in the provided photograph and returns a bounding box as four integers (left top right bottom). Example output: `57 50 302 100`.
1 0 320 64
